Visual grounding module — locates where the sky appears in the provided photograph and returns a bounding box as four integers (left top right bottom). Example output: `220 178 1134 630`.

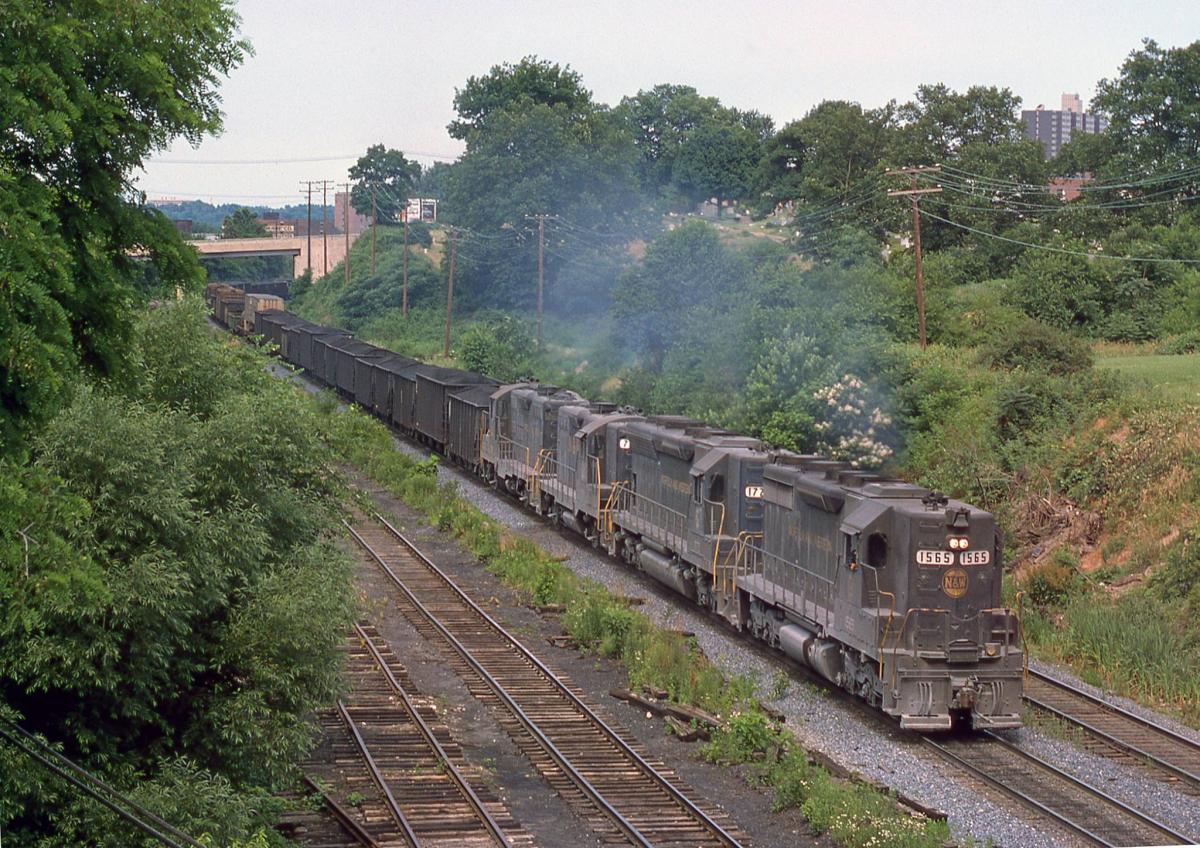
137 0 1200 205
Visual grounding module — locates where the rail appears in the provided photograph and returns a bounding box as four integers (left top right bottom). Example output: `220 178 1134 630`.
348 514 744 848
924 731 1192 846
351 623 511 845
1024 667 1200 792
333 700 421 848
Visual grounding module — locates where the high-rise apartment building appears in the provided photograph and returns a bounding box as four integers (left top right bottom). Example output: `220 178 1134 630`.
1022 93 1107 159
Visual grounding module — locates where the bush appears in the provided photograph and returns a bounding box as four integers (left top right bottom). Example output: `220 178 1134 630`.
1157 330 1200 355
977 319 1093 375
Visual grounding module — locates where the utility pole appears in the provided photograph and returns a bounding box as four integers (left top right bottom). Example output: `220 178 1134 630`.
443 228 456 359
371 186 377 276
886 166 942 350
530 214 548 345
402 209 410 318
300 181 314 276
321 181 330 277
340 183 351 287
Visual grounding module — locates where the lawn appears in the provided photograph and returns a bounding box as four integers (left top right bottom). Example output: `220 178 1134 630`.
1096 352 1200 404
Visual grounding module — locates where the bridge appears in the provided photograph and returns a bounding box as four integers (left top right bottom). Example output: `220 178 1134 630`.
190 233 359 278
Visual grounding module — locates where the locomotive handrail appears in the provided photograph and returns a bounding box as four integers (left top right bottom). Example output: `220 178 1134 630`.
704 497 726 577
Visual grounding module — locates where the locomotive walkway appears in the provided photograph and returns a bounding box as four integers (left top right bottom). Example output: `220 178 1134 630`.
346 512 747 848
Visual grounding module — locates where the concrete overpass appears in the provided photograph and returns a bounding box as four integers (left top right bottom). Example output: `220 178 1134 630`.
191 233 359 278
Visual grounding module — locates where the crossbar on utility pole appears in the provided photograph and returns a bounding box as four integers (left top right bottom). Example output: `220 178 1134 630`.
443 228 456 359
887 166 942 350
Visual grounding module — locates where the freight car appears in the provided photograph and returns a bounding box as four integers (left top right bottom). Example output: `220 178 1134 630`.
251 310 1024 731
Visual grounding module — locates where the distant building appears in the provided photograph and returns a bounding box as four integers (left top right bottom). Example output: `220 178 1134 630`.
333 191 371 234
172 218 193 235
1050 175 1091 202
1022 93 1107 160
260 212 295 238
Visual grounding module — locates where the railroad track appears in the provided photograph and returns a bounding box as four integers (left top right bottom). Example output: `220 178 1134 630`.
346 513 746 848
302 624 532 847
924 731 1193 847
1025 667 1200 795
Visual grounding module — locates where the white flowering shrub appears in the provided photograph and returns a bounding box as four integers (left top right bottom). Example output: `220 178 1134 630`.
812 374 895 467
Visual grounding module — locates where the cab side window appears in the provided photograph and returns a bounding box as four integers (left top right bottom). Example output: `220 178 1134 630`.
866 532 888 568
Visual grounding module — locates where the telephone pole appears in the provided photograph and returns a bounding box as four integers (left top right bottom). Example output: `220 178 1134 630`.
402 208 410 318
371 186 377 276
300 181 315 276
321 180 331 276
443 228 456 359
886 166 941 350
338 183 352 287
526 214 548 345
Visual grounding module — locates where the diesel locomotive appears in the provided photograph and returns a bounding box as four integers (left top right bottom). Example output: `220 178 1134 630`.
247 305 1025 731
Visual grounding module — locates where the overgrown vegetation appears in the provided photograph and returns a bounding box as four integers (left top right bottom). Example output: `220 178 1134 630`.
320 402 949 846
0 303 354 845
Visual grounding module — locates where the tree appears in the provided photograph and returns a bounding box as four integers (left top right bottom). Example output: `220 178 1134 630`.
349 144 420 223
220 207 267 238
611 221 748 366
755 100 895 225
442 60 637 310
449 57 593 143
890 84 1024 165
671 121 761 215
0 0 246 451
1091 39 1200 180
615 85 772 206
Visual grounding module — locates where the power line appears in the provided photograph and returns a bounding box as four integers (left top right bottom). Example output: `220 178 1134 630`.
149 149 459 166
0 719 205 848
921 209 1200 264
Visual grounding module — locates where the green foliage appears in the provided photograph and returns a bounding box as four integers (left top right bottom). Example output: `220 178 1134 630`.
457 316 538 380
1092 39 1200 179
349 144 420 223
977 319 1093 375
702 710 781 764
0 0 245 448
1 302 352 844
1023 550 1082 606
220 207 268 238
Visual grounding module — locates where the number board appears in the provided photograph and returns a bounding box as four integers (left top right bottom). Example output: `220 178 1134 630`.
743 485 764 499
960 550 991 566
916 549 954 566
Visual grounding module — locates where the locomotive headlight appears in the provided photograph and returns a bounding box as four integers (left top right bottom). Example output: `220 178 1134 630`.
948 536 970 550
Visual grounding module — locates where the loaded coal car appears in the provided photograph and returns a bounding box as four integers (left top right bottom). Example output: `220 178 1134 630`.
482 384 585 505
254 309 308 348
361 353 417 419
739 458 1023 730
309 330 354 387
598 415 769 618
413 367 495 452
446 382 501 472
